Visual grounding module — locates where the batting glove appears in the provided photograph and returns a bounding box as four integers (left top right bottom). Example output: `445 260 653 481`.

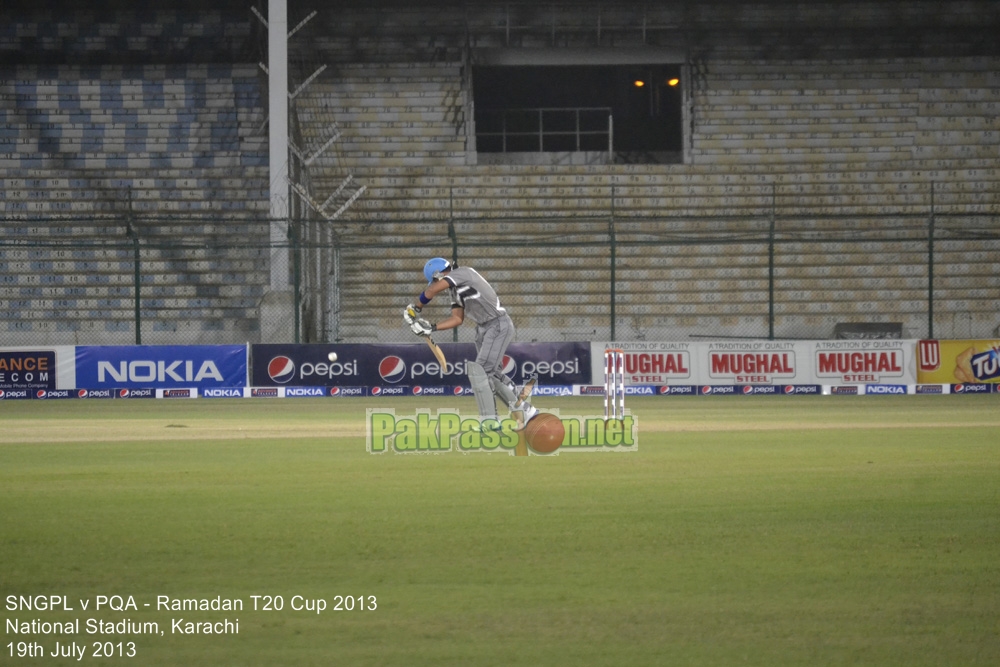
410 317 433 337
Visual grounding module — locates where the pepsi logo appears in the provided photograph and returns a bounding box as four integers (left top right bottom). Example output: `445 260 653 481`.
659 386 670 394
267 356 296 384
784 385 795 394
453 386 465 395
0 389 29 399
952 384 989 393
743 385 754 394
36 390 47 399
701 386 712 395
329 386 364 396
116 388 155 399
371 386 407 396
501 355 516 377
378 356 407 384
413 386 423 395
78 389 88 398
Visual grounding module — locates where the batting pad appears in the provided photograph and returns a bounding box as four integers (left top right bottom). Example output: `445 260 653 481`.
466 361 497 418
489 374 518 411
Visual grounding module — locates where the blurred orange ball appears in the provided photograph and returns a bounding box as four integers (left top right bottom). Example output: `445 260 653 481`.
524 413 564 454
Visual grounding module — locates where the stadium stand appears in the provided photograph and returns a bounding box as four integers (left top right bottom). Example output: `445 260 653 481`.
1 3 269 344
2 1 998 343
310 44 997 341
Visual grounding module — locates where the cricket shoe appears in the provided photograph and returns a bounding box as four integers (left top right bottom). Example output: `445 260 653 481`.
472 418 503 433
512 402 538 431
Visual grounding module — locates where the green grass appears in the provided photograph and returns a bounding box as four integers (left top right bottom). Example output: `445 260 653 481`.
2 396 998 665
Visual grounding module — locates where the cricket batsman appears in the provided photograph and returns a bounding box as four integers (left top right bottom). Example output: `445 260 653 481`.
404 258 537 429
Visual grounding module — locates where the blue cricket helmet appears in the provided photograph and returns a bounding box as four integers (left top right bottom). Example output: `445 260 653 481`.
423 257 451 283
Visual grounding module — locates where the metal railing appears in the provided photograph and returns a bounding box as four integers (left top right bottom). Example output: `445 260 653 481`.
476 107 612 153
2 208 998 346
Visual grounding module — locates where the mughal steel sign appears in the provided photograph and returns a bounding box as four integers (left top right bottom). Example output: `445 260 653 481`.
708 343 797 384
593 340 918 386
815 348 904 383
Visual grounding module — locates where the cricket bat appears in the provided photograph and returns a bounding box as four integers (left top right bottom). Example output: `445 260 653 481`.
423 335 447 368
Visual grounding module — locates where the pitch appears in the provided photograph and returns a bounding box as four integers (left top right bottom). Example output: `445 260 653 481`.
2 396 998 666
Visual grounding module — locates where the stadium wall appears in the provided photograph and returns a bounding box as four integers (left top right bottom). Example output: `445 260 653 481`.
2 339 997 400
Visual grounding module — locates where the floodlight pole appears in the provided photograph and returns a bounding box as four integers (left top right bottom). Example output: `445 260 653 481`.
268 0 290 292
768 183 776 341
607 114 613 162
927 181 935 339
126 187 141 345
448 207 459 343
609 185 617 341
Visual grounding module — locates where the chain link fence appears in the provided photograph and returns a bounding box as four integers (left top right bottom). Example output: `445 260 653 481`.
2 212 998 346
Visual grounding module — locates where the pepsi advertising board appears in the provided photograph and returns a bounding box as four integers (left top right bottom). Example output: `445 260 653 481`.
250 342 590 389
75 345 247 390
253 345 362 387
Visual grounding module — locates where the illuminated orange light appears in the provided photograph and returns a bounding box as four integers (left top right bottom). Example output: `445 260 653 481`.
667 78 680 87
633 80 645 87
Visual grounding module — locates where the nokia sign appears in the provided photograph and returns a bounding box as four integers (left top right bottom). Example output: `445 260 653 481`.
865 384 907 395
98 360 223 384
201 388 245 398
285 387 326 397
76 345 246 390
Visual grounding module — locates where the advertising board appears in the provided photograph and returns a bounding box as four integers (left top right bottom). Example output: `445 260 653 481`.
74 346 247 390
590 340 919 386
250 342 590 389
917 339 1000 385
0 346 77 391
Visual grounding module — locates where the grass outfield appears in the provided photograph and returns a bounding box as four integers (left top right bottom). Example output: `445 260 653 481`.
2 396 998 666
